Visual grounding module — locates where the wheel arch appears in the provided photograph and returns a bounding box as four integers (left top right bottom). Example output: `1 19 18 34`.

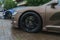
18 10 43 29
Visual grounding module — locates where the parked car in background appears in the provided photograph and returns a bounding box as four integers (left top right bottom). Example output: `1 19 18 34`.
4 1 27 19
12 0 60 33
4 6 25 19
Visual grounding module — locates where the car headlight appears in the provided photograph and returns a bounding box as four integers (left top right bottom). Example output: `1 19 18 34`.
12 12 17 16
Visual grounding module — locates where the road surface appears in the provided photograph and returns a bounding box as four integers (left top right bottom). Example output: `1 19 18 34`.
0 19 60 40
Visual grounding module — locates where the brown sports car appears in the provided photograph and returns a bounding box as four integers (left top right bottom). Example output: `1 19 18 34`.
12 0 60 33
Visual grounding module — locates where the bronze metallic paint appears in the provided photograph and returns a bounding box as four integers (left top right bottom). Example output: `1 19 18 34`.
12 0 60 32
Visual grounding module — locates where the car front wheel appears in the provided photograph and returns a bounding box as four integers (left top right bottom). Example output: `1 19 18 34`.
19 11 42 33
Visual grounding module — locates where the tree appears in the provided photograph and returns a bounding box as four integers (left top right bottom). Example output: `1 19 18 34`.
0 2 2 5
4 0 17 10
26 0 51 6
0 0 4 5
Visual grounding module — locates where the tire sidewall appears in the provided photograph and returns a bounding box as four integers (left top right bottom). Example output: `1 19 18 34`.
20 12 42 32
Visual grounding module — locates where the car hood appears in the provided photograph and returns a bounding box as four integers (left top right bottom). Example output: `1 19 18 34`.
6 6 39 14
12 6 38 11
5 6 27 14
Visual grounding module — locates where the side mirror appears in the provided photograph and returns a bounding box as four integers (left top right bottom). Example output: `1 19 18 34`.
51 3 58 9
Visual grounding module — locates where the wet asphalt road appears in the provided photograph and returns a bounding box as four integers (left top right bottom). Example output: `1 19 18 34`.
0 19 60 40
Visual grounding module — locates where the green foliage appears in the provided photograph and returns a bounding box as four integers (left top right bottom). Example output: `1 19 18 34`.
26 0 51 6
0 2 2 5
0 0 3 5
4 0 17 10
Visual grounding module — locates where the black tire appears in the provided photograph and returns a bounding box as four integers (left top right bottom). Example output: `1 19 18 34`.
4 11 12 19
19 11 42 33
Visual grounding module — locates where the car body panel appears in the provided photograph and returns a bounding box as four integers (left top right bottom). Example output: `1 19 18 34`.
46 0 60 25
12 0 60 32
12 6 46 27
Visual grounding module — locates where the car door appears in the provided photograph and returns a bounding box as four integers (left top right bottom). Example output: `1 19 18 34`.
46 0 60 26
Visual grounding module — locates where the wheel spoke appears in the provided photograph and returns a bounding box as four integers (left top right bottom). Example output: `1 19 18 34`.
24 15 39 29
